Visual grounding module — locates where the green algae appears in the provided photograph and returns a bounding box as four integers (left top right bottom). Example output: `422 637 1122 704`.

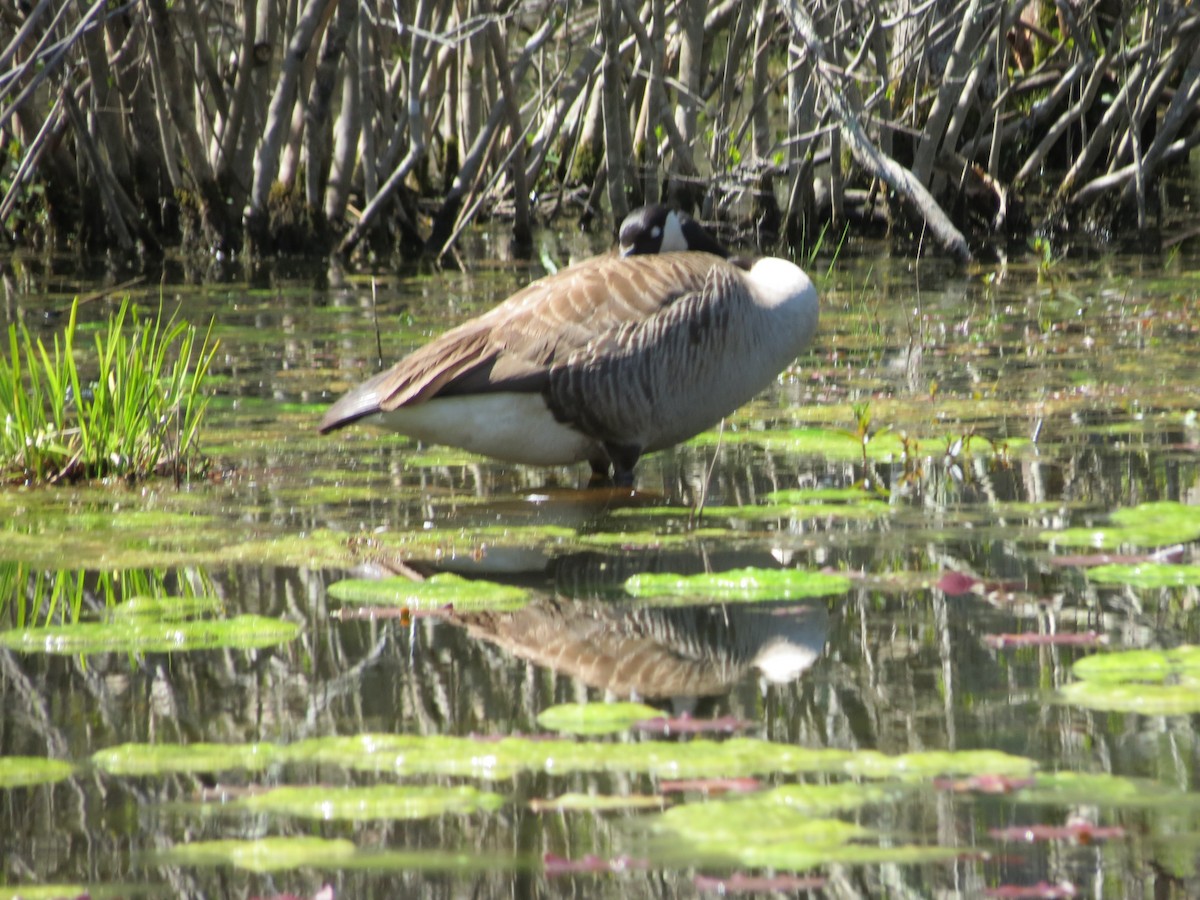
1058 646 1200 713
157 836 357 872
614 501 889 524
0 756 75 788
761 782 906 814
93 742 280 776
1041 501 1200 549
537 702 664 735
624 567 852 601
689 426 908 461
1017 772 1200 809
576 527 741 549
108 594 224 620
533 792 665 811
88 734 1036 782
1071 645 1200 684
0 614 300 655
327 573 529 611
0 886 90 900
646 785 958 871
1058 680 1200 714
1087 563 1200 588
228 784 505 820
764 487 886 504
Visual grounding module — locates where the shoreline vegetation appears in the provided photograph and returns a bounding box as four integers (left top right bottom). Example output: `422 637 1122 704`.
1 0 1198 263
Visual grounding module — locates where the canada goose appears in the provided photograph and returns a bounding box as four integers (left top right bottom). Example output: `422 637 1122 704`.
319 206 819 486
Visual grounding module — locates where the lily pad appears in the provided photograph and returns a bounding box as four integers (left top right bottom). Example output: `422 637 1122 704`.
1087 563 1200 588
647 787 960 870
92 742 279 776
0 615 300 655
1041 501 1200 549
1058 646 1200 713
229 784 504 820
690 426 908 461
157 836 357 872
1058 680 1200 715
624 567 852 601
0 886 89 900
1015 772 1200 809
530 792 666 812
326 573 529 611
92 735 1036 782
537 702 664 736
1071 645 1200 684
108 594 224 621
0 756 75 788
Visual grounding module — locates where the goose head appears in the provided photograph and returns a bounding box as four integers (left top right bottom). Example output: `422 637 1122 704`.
618 205 729 258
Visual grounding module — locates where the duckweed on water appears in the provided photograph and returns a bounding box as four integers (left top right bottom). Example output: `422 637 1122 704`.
0 886 89 900
93 742 279 776
0 615 300 655
531 792 665 812
1072 645 1200 683
537 702 664 735
327 573 529 611
227 784 505 820
1058 645 1200 714
1042 501 1200 549
689 426 907 460
1016 772 1200 809
646 788 961 870
624 567 852 601
1087 563 1200 588
155 841 514 874
157 836 357 873
91 735 1036 781
0 756 75 788
108 594 224 620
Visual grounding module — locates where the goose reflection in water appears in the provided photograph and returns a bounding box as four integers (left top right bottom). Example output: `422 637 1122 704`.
442 584 828 705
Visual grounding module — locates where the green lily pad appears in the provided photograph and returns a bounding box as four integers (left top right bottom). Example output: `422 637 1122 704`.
1087 563 1200 588
647 785 959 870
690 426 907 461
1017 771 1200 808
1058 680 1200 714
624 567 852 601
157 836 357 872
532 792 666 812
0 615 300 655
537 702 664 735
229 784 505 820
1059 646 1200 713
92 735 1035 782
0 756 75 788
1042 501 1200 549
0 886 90 900
92 742 279 776
108 594 224 621
1072 646 1200 684
326 573 529 611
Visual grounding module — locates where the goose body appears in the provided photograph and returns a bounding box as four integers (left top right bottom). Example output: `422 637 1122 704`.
319 209 819 484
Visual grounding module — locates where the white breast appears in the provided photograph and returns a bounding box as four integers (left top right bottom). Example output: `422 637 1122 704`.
369 393 600 466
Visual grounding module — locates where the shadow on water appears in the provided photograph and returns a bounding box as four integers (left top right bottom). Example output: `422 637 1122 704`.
5 241 1200 896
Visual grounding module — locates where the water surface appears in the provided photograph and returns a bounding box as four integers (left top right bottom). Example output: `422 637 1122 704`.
3 236 1200 898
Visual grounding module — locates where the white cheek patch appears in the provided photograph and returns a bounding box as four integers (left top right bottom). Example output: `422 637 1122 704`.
659 213 687 251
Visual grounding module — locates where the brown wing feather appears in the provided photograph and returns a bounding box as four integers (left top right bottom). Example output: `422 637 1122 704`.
321 252 724 432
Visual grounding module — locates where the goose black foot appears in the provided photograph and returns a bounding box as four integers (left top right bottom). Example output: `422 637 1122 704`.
604 442 642 489
587 459 613 488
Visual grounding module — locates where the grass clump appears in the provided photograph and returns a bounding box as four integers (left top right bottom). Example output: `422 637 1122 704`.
0 298 217 485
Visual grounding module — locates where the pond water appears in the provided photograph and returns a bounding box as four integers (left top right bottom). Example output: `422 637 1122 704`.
4 230 1200 899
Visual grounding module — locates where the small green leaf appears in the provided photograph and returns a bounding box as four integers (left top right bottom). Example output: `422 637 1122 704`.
537 702 664 735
